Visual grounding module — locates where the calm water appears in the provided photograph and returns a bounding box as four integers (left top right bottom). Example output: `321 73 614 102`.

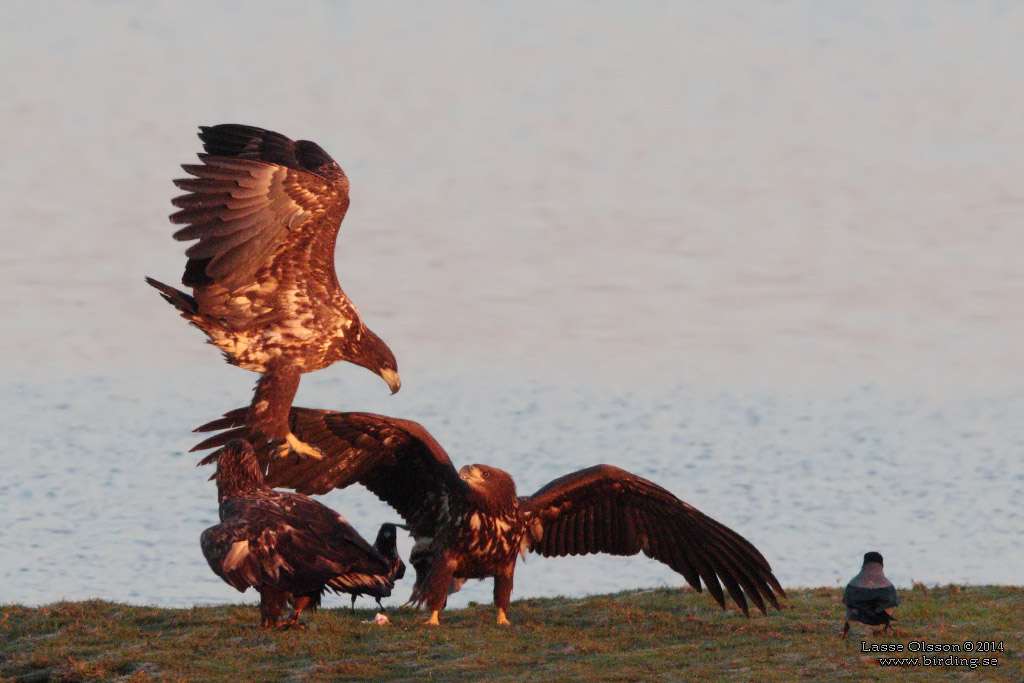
1 1 1022 608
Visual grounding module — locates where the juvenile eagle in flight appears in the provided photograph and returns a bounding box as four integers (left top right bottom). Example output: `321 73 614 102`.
194 408 786 626
146 124 400 460
200 439 398 629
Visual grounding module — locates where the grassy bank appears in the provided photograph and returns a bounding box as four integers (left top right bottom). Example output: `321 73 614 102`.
2 586 1020 682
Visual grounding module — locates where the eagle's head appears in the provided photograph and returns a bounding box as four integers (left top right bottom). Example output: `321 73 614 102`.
209 439 266 502
353 327 401 394
459 464 518 513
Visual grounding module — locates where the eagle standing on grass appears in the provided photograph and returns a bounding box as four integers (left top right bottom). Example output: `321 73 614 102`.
146 124 400 461
200 439 398 629
194 408 786 626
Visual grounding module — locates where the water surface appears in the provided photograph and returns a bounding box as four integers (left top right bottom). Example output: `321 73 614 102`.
1 1 1022 608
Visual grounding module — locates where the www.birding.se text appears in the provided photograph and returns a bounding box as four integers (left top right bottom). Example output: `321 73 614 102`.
877 655 999 669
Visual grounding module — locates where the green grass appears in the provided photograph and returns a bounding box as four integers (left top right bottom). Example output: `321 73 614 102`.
2 586 1020 682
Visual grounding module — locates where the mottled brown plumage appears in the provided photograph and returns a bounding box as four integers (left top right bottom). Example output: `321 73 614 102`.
201 439 395 629
146 124 400 460
194 408 785 625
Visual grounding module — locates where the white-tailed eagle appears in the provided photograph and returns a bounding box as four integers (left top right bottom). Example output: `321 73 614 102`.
200 439 400 629
194 408 785 626
146 124 400 460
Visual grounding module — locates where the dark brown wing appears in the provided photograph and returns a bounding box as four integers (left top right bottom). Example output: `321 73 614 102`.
194 407 466 539
520 465 784 616
203 496 393 598
170 124 350 293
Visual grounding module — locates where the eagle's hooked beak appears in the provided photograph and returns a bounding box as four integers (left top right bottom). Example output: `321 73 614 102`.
459 465 479 483
381 368 401 394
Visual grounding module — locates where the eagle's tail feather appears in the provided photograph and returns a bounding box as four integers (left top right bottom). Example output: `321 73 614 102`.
327 572 394 599
145 276 198 315
145 276 229 340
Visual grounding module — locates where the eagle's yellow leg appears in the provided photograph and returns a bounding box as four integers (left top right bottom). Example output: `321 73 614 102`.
496 608 510 626
425 611 440 626
275 433 324 460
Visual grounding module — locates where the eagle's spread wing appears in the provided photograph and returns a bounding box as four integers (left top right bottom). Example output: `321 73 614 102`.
194 408 465 539
520 465 784 616
170 124 349 297
202 496 392 598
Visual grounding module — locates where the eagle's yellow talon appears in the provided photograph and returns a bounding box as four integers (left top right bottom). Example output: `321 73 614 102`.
425 611 440 626
277 433 324 460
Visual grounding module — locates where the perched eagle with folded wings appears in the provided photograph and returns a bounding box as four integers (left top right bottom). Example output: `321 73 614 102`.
201 439 396 629
146 124 400 460
194 408 786 626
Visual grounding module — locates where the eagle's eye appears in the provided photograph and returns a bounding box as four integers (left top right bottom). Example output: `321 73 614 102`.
482 470 490 478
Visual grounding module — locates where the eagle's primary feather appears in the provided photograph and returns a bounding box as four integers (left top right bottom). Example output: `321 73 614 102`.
147 124 400 461
194 408 785 625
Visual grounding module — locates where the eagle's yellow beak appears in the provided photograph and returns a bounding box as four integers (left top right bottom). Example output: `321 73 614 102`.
381 368 401 394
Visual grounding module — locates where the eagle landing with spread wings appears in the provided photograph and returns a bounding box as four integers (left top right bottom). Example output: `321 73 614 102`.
146 124 400 460
194 407 786 626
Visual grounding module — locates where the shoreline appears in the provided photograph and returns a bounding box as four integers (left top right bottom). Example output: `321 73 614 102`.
3 586 1020 681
